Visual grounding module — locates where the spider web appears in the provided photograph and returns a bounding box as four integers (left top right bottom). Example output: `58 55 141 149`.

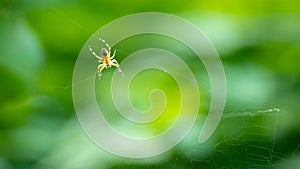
47 37 299 169
45 40 300 169
92 37 299 168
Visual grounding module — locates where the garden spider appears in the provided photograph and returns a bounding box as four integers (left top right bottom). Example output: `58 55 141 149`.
88 38 124 79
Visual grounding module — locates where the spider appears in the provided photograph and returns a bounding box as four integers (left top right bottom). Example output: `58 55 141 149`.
88 38 124 79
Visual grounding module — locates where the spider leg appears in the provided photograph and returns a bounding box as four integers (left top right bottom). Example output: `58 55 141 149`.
110 49 116 60
111 59 124 77
88 46 102 60
97 64 105 79
99 38 111 52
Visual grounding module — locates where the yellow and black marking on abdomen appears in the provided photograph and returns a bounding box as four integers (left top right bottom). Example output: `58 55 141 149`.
102 56 111 67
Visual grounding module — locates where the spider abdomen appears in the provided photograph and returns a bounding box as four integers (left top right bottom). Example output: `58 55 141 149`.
103 56 111 67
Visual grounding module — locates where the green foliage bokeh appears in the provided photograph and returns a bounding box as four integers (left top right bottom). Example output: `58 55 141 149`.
0 0 300 168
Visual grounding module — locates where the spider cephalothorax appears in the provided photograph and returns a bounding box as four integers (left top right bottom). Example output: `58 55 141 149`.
88 38 124 79
101 48 108 57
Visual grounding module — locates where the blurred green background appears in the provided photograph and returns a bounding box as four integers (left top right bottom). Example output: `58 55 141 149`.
1 0 300 168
